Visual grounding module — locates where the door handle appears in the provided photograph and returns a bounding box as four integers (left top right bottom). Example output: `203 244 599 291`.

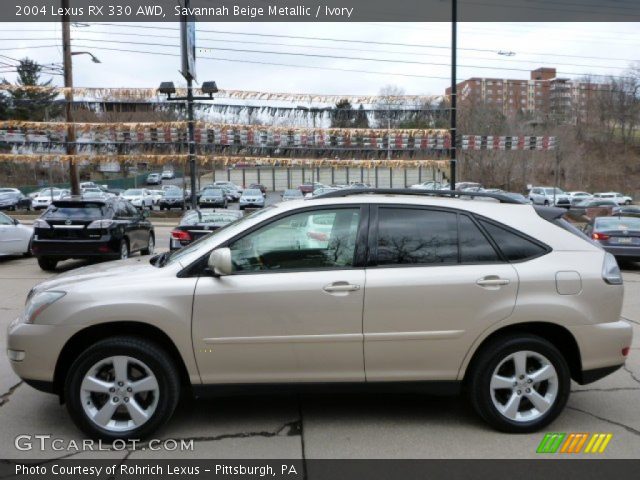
323 282 360 293
476 277 510 287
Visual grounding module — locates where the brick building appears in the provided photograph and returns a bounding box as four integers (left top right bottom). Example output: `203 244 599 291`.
446 67 606 122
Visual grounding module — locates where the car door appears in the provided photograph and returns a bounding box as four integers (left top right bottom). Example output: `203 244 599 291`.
0 212 27 254
192 205 367 384
363 206 519 381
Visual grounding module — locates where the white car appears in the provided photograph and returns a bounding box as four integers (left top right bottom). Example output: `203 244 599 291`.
528 187 571 208
147 190 164 205
31 189 71 210
122 189 154 209
239 189 266 210
410 181 443 190
594 192 633 206
0 212 32 256
213 181 243 195
0 188 22 195
161 170 175 180
567 191 593 205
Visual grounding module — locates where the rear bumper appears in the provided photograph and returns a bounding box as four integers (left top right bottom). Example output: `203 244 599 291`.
31 237 118 258
602 245 640 259
567 319 633 384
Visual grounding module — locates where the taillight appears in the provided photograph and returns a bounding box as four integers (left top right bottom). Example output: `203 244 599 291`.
87 219 114 229
171 229 191 241
622 347 630 357
592 232 610 240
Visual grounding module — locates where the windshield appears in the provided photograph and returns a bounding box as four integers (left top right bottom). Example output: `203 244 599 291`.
202 189 224 196
124 189 142 196
161 207 275 267
544 188 565 195
181 211 241 226
596 217 640 231
44 205 105 219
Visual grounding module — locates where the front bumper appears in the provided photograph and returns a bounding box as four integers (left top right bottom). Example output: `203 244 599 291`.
567 319 633 384
7 318 83 388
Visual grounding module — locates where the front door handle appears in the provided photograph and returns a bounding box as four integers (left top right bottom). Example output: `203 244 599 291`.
323 282 360 293
476 276 510 287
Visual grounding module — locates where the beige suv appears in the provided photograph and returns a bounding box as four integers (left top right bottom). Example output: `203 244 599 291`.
7 190 632 439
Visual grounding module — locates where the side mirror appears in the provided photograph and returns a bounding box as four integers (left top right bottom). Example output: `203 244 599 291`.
208 248 233 276
13 218 20 225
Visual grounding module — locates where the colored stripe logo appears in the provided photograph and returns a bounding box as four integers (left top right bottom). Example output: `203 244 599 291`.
537 433 612 454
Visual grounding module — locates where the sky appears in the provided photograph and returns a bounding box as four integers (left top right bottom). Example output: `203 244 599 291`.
0 22 638 99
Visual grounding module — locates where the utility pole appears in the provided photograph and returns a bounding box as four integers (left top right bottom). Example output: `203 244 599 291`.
62 0 79 195
449 0 457 191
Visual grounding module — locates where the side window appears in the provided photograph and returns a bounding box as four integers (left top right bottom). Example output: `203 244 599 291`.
229 208 360 272
478 219 547 261
376 208 458 266
459 215 501 263
114 202 128 218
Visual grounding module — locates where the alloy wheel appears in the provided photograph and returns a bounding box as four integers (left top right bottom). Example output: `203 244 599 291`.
489 350 558 423
80 356 159 433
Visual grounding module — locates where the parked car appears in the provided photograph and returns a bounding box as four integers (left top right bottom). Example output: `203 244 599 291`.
613 205 640 217
0 212 32 256
170 209 243 250
567 199 618 220
583 216 640 262
198 188 228 209
308 187 340 198
239 189 266 210
161 170 175 180
0 191 32 211
594 192 633 206
31 198 154 271
8 190 631 439
567 191 592 205
146 173 162 185
31 189 70 210
147 190 164 206
281 189 304 202
159 189 187 210
81 190 107 201
0 187 22 195
121 189 153 209
410 181 443 190
455 182 483 191
298 182 327 194
212 181 243 195
528 187 571 207
248 183 267 196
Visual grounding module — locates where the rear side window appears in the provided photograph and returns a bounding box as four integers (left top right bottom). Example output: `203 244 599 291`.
459 215 501 263
377 208 458 265
478 219 547 261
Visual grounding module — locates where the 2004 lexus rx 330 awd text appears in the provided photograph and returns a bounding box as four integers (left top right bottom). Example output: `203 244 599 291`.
7 190 632 439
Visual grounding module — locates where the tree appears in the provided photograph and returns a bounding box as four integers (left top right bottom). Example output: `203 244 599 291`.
0 81 11 120
330 99 356 128
7 58 61 121
354 104 369 128
374 85 406 128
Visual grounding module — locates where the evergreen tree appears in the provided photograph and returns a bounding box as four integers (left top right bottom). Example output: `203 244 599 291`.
0 80 11 120
330 99 356 128
353 104 370 128
8 59 61 121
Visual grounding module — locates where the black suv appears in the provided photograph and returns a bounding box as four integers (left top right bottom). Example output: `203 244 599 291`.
32 198 155 271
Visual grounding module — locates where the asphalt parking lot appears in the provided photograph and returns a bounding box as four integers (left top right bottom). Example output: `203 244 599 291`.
0 205 639 460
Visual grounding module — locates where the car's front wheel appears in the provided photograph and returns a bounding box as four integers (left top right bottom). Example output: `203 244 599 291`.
467 334 570 433
37 256 58 271
141 234 155 255
65 336 180 440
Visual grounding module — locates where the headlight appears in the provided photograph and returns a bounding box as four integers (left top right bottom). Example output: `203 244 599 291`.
23 291 66 324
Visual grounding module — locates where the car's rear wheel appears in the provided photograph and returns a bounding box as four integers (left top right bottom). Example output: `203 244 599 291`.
118 239 129 260
141 234 155 255
467 334 570 433
37 256 58 271
65 336 180 440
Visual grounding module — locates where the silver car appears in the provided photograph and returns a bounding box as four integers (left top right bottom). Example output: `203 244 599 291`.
7 191 632 439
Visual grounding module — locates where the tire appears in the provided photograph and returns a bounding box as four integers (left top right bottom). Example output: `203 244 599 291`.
625 200 632 205
37 256 58 271
543 200 549 206
467 334 570 433
118 239 129 260
141 234 155 255
64 336 180 440
24 237 33 257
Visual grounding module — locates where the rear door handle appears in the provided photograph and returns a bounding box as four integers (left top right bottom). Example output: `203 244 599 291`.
476 277 510 287
323 282 360 293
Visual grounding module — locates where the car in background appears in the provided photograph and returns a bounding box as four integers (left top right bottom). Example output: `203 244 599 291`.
567 191 592 205
147 189 164 206
528 187 571 207
410 181 443 190
122 189 153 210
298 182 327 194
281 189 304 202
0 188 22 195
198 188 228 209
81 189 107 201
31 189 70 210
594 192 633 206
613 205 640 217
162 170 175 180
239 189 265 210
159 188 186 210
567 199 618 220
31 198 155 271
170 209 243 250
213 181 243 195
0 191 32 211
0 212 32 256
454 182 483 191
249 183 267 196
307 187 340 198
584 216 640 262
146 173 162 185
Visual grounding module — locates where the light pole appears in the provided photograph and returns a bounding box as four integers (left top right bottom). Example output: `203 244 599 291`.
159 81 218 210
449 0 457 191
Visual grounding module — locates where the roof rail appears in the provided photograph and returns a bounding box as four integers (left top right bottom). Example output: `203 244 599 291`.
309 188 526 204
